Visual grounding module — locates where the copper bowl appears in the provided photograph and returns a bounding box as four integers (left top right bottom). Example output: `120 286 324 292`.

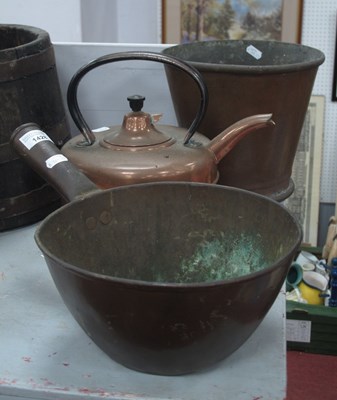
35 182 301 375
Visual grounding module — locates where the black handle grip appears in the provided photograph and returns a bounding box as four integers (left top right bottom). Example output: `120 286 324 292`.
10 123 98 202
67 51 208 145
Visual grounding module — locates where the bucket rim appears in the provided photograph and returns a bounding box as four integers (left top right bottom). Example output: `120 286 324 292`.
162 40 325 74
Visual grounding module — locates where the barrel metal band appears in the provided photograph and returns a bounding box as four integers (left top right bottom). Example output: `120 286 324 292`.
0 46 55 81
0 183 60 219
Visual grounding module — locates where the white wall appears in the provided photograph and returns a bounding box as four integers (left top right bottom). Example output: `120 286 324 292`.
0 0 82 42
81 0 161 43
0 0 161 43
301 0 337 204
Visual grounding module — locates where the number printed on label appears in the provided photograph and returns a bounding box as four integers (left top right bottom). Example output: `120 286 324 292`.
286 319 311 343
19 130 53 150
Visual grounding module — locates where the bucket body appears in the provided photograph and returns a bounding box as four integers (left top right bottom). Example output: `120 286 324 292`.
163 40 325 201
0 24 69 230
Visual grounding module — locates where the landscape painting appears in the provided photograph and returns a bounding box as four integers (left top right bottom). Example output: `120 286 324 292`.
180 0 283 43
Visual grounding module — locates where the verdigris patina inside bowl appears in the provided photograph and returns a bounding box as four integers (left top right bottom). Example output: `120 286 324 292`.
35 182 302 375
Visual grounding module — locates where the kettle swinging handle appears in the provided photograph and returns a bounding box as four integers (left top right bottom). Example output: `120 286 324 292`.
67 51 208 145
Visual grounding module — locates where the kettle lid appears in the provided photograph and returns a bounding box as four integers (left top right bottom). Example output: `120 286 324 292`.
102 95 173 148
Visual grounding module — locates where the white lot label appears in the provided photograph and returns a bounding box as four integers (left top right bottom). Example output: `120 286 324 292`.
246 45 262 60
45 154 68 169
286 319 311 343
92 126 109 132
19 130 52 150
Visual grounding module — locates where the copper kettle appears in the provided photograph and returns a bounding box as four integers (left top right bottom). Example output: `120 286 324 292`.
62 51 274 188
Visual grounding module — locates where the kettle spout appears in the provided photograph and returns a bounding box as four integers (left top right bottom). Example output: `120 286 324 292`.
206 114 275 164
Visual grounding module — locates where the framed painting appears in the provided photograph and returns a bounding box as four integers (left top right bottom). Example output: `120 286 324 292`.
162 0 303 44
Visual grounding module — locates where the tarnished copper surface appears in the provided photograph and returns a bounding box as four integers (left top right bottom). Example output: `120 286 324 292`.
62 51 273 188
62 112 274 189
10 128 302 375
163 40 325 201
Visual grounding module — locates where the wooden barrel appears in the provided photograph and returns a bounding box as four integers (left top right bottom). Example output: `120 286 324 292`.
0 24 70 231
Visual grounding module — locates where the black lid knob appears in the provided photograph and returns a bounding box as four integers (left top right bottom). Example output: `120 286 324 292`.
127 95 145 112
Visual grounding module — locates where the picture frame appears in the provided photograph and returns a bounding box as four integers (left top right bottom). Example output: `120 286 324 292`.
332 16 337 101
162 0 303 44
284 95 325 247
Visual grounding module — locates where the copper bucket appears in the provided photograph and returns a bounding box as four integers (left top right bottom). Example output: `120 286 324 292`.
163 40 325 201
